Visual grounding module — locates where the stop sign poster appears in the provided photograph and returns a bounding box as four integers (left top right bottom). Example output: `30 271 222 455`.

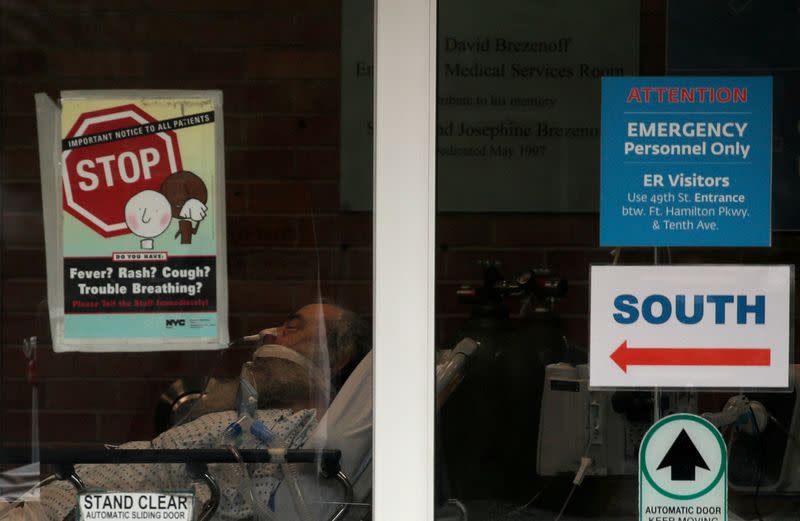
53 92 228 352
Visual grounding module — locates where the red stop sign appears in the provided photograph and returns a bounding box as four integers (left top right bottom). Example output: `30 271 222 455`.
62 104 182 237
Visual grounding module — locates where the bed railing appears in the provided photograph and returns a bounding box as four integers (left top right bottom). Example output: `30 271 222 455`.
0 448 353 521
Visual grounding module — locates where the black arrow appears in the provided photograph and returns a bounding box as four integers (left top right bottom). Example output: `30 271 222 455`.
657 429 709 481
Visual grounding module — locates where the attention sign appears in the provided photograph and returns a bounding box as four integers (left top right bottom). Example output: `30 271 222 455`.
640 414 727 521
600 76 772 247
589 265 792 389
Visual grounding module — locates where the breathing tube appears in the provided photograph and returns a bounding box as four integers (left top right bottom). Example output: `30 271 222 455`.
227 357 313 521
219 419 277 521
249 421 313 521
217 363 277 521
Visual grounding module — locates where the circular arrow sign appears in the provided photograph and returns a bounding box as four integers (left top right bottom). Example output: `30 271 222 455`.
639 413 727 520
62 104 182 237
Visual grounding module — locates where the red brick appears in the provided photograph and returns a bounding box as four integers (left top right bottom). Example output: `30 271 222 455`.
302 214 372 247
641 0 667 14
48 0 143 8
97 412 155 443
293 80 339 114
227 249 249 280
225 149 294 181
248 182 338 214
1 148 40 180
437 215 493 247
228 314 247 340
242 313 290 333
439 250 548 282
229 280 293 313
224 82 295 114
2 380 36 409
117 379 176 411
46 50 149 77
142 14 296 48
295 282 372 314
2 345 36 378
2 249 46 280
1 281 48 312
338 248 373 281
2 310 51 349
1 116 37 147
91 352 201 379
149 51 245 80
0 50 47 77
325 282 372 314
3 214 45 247
226 216 302 247
36 351 102 381
263 0 341 13
226 182 249 214
1 81 43 115
245 249 334 281
246 50 339 79
226 115 337 146
41 380 119 410
493 214 598 247
3 412 97 443
545 248 623 282
295 149 338 179
142 0 261 11
1 182 43 213
294 14 341 49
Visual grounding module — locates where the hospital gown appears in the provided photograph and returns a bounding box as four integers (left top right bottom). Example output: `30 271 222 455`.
1 409 317 521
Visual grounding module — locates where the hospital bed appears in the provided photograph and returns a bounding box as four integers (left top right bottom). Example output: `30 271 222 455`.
0 338 479 521
0 351 372 521
0 448 348 521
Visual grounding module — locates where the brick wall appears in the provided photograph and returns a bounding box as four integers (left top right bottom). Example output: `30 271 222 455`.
5 0 783 451
0 0 369 447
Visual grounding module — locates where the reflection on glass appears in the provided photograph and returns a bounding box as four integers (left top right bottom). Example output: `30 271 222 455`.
0 1 374 520
435 1 800 520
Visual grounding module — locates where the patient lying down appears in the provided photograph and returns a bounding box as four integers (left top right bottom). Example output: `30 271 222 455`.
0 303 372 521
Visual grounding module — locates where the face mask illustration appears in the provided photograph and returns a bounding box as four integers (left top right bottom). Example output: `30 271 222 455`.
124 190 172 250
159 170 208 245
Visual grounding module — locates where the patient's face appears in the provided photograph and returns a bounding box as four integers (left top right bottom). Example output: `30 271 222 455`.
186 303 343 419
265 303 343 360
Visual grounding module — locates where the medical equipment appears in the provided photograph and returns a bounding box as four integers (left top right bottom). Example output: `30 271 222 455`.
232 362 313 521
220 421 276 521
537 362 697 477
436 338 479 409
439 263 571 501
721 365 800 494
537 362 800 498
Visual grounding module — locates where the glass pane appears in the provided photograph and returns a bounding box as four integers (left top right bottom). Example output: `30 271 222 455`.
435 1 800 520
1 2 374 520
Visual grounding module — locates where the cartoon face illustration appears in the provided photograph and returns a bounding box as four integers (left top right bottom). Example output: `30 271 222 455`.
160 171 208 218
160 171 209 245
125 190 172 249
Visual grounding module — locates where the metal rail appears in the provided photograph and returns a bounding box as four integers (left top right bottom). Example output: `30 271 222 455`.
2 448 346 521
1 448 342 476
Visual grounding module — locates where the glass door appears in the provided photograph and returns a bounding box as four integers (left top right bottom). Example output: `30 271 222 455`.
433 1 800 520
0 1 386 520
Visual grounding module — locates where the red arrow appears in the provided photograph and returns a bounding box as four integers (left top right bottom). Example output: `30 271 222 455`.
610 340 771 373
